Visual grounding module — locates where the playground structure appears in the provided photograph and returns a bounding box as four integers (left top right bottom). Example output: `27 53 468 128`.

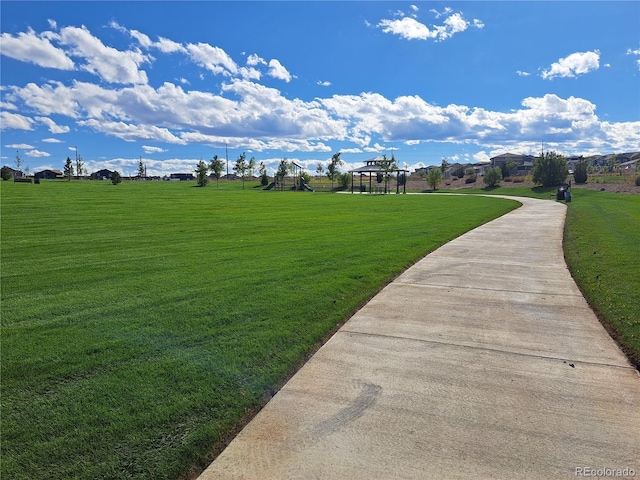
264 162 314 192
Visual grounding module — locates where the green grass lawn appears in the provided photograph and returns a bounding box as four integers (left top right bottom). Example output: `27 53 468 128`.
1 180 518 480
563 189 640 366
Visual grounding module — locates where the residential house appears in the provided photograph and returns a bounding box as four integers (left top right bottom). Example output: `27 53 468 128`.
35 169 63 180
490 153 535 176
90 169 115 180
3 166 24 179
169 173 195 181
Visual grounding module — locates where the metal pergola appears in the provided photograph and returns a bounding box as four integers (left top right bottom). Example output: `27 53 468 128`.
348 157 408 194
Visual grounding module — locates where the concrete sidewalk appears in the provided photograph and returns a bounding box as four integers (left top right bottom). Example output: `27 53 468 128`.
200 196 640 480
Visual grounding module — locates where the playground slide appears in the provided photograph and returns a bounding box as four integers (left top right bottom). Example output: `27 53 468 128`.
264 182 276 190
300 180 314 192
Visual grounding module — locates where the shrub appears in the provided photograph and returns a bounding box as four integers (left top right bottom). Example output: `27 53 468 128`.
1 166 12 181
574 157 589 184
426 168 443 190
300 171 311 186
339 172 350 188
513 177 524 183
465 176 477 184
111 171 122 185
532 151 568 186
452 165 465 178
503 177 513 182
483 168 502 188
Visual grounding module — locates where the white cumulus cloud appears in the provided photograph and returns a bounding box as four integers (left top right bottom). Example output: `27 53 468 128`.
142 145 167 154
37 116 70 134
378 9 482 42
268 59 292 82
57 25 151 84
1 112 34 130
541 50 600 79
378 17 431 40
0 28 75 70
627 47 640 70
186 42 238 76
26 149 51 157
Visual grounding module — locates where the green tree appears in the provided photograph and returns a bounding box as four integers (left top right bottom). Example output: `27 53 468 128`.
258 161 269 185
195 159 209 187
501 159 518 178
483 167 502 188
64 157 74 181
248 157 256 179
573 156 588 184
300 171 312 187
138 158 145 179
426 168 442 191
339 172 350 189
111 170 122 185
532 151 568 187
326 152 343 189
276 159 289 189
234 152 248 189
209 155 224 188
440 157 449 173
378 153 397 193
316 162 324 181
1 166 12 181
452 165 465 178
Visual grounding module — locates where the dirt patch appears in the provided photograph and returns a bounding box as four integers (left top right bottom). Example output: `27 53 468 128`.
405 177 639 194
571 181 640 195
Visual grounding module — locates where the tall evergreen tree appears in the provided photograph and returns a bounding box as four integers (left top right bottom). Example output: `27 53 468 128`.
64 157 74 181
195 160 209 187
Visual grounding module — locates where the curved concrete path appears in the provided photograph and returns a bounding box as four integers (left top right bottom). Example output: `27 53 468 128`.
200 196 640 480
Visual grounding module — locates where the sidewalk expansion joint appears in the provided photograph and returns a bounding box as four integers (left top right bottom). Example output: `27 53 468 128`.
396 281 583 297
338 329 636 371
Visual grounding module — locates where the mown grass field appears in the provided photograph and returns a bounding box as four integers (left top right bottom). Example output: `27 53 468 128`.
563 189 640 365
1 180 518 480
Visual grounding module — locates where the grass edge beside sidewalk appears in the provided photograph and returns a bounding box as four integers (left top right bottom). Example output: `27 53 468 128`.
562 191 640 369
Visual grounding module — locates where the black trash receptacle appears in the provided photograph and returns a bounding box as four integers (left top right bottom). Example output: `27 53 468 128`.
556 186 566 200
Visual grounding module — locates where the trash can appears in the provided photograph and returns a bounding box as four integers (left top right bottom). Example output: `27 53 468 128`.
565 190 572 202
556 186 566 200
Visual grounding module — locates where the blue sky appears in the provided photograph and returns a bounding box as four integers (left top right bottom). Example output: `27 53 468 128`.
1 1 639 177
